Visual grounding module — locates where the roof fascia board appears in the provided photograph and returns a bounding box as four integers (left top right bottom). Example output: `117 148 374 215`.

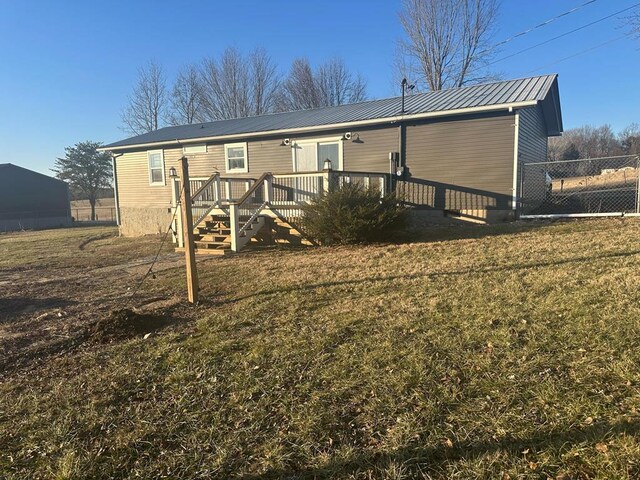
98 100 538 152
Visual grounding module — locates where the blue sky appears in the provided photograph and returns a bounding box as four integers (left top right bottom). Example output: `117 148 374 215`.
1 0 638 174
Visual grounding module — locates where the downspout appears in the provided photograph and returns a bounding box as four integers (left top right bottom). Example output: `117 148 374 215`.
393 124 401 191
111 153 123 226
511 110 520 218
396 123 405 192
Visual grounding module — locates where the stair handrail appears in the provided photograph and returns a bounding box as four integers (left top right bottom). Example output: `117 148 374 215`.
229 172 272 252
191 172 220 204
237 201 268 236
190 172 222 229
233 172 271 206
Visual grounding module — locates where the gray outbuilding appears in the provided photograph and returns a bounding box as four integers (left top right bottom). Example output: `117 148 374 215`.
0 164 71 231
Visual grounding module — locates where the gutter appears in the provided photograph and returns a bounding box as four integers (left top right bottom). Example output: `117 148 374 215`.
97 100 539 152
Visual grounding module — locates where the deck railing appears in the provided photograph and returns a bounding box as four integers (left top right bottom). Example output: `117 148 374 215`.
172 169 389 250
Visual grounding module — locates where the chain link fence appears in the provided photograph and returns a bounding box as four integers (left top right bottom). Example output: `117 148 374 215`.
71 207 117 222
521 155 640 216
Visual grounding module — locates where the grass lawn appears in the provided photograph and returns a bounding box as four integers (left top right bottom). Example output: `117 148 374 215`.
1 219 640 479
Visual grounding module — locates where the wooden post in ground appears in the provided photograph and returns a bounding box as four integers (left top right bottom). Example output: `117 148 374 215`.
229 202 240 252
179 157 199 303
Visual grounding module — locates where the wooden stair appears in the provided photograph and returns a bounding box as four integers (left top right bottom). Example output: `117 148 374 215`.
176 213 315 255
176 213 267 256
271 218 315 247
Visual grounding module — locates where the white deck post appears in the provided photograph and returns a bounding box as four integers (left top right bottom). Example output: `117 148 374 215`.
323 168 333 195
225 179 231 202
229 202 240 252
214 174 222 207
379 175 386 197
264 174 273 206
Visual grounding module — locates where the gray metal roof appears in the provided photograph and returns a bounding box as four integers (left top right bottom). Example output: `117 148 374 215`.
105 74 562 149
0 163 68 184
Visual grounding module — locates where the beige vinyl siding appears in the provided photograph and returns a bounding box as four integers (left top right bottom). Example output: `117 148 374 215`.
116 147 223 208
517 106 549 210
343 126 399 172
115 115 520 222
116 125 402 209
247 139 292 174
399 114 516 212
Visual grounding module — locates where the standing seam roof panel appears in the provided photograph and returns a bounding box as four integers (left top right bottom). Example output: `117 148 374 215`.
104 74 560 148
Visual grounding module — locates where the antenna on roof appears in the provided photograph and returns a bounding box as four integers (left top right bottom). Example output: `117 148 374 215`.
401 78 415 114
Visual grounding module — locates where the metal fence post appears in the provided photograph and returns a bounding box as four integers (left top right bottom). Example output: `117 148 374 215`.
636 155 640 214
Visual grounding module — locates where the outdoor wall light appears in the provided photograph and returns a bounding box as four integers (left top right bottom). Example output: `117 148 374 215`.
169 166 177 178
341 132 362 143
323 159 333 171
280 138 292 147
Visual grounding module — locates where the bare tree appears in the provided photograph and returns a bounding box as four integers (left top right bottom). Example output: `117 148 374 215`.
619 123 640 156
121 61 167 135
277 58 320 111
626 9 640 37
548 125 623 161
317 58 367 106
398 0 499 91
200 47 250 120
249 48 280 115
198 47 279 120
277 57 367 111
167 65 205 125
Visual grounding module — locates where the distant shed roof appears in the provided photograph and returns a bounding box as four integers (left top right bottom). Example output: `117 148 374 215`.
0 163 67 185
103 74 562 150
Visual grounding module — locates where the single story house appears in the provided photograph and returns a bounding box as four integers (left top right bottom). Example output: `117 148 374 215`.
0 164 71 232
101 74 563 241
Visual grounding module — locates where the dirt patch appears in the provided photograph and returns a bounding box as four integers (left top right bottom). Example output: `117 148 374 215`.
90 309 174 342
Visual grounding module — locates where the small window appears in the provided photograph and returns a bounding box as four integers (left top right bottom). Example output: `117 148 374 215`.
183 144 207 154
148 150 165 185
225 142 248 173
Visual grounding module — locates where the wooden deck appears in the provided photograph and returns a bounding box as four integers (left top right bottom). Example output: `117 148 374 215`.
171 169 386 254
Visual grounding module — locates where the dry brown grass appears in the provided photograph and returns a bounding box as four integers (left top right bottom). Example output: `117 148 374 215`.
1 219 640 478
552 168 639 193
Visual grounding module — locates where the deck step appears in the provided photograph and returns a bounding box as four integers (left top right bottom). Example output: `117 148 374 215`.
194 240 231 249
175 247 230 256
199 227 231 235
196 234 230 242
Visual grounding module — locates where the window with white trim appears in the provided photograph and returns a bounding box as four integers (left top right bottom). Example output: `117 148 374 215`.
183 144 207 154
147 150 165 185
224 142 248 173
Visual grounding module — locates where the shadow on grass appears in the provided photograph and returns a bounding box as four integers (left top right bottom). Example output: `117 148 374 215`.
0 296 77 323
221 249 640 306
240 418 640 479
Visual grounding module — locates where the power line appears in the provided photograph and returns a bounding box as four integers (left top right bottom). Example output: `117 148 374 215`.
490 0 599 51
487 2 640 67
437 0 603 80
524 32 634 74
